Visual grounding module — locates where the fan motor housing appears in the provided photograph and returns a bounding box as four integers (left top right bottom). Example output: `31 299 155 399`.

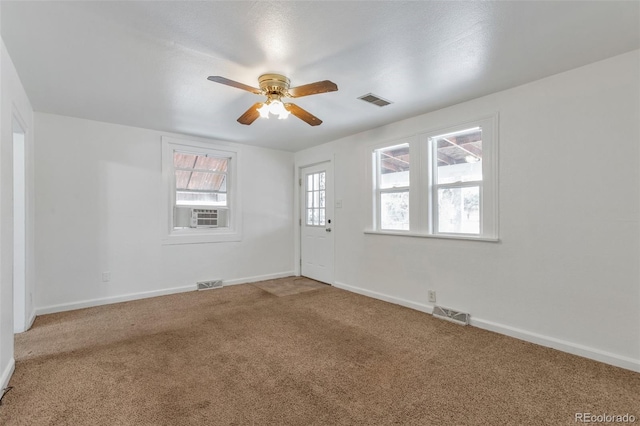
258 73 290 95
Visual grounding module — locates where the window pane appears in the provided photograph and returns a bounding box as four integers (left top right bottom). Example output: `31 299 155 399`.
380 191 409 230
176 191 227 207
187 172 226 191
174 152 197 168
305 172 326 227
175 170 191 190
194 156 228 172
433 127 483 184
437 186 480 234
379 144 410 189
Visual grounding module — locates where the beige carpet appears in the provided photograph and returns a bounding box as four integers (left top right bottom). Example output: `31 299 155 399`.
252 276 327 297
0 276 638 425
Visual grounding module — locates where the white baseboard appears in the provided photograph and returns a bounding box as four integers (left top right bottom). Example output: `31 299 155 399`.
35 285 196 315
470 318 640 373
224 271 295 286
35 271 296 316
333 281 433 314
0 358 15 391
333 281 640 373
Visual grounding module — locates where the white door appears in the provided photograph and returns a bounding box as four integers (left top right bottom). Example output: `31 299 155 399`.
300 162 334 284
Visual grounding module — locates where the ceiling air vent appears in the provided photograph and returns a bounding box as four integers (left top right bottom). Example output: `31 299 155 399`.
358 93 392 107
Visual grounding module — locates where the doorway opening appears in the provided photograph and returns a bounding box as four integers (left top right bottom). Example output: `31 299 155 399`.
13 116 27 333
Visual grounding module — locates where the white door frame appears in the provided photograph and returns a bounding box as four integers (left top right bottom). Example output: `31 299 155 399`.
12 113 28 333
294 158 334 283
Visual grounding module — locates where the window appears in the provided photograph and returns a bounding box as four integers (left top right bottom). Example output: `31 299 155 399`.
174 152 228 209
162 137 241 244
430 126 483 235
375 143 410 231
369 116 498 240
306 171 326 226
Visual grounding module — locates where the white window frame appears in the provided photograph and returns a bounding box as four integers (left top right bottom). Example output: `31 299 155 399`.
366 115 499 241
373 140 413 232
162 136 242 244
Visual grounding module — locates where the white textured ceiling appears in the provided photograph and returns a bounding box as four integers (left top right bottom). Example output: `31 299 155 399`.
2 1 639 152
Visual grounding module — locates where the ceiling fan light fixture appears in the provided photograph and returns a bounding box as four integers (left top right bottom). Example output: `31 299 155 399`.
257 103 270 118
256 98 290 120
277 110 290 120
209 73 336 126
269 100 289 119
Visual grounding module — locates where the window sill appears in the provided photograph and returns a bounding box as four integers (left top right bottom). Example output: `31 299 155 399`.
162 229 242 245
363 229 499 243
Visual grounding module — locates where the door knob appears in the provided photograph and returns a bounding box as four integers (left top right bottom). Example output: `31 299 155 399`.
326 228 332 232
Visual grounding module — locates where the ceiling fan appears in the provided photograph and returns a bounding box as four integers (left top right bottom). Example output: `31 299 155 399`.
207 74 338 126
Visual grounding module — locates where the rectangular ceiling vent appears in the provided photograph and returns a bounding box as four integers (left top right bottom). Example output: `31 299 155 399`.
358 93 392 107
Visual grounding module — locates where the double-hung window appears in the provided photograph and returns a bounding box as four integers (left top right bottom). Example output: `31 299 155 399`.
429 126 483 235
374 143 410 231
162 136 241 244
369 116 498 240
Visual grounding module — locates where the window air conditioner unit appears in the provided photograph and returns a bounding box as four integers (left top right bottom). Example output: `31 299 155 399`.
191 209 218 228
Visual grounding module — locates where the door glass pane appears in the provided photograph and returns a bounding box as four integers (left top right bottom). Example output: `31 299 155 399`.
305 171 326 227
437 186 480 234
379 144 409 189
380 191 409 230
432 127 483 185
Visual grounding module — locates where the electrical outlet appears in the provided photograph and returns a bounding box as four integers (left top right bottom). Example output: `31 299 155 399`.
101 271 111 282
428 290 436 303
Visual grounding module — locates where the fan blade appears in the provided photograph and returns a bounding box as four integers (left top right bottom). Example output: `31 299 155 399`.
287 80 338 98
208 76 262 95
284 103 323 126
237 103 264 125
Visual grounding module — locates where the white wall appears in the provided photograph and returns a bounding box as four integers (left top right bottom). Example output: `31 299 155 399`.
0 37 35 389
34 113 294 312
295 50 640 371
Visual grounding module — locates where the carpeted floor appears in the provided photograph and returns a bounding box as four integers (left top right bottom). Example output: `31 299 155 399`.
0 276 638 425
